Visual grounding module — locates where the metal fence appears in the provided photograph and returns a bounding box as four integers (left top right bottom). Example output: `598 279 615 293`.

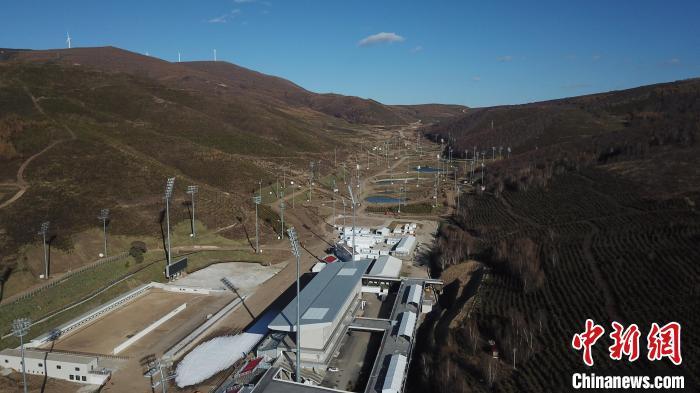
1 251 129 307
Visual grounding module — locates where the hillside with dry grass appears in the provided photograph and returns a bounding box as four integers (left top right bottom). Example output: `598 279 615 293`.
0 46 463 298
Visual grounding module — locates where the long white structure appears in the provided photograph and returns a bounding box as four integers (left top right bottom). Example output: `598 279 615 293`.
27 283 152 348
0 348 110 385
397 311 416 339
406 284 422 306
382 354 407 393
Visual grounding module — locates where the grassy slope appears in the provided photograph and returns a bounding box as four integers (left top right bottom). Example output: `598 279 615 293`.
0 51 352 287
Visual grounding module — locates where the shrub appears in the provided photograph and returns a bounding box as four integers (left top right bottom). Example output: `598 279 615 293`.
129 241 147 264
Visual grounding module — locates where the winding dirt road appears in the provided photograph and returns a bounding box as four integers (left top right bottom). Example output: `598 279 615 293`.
0 87 77 210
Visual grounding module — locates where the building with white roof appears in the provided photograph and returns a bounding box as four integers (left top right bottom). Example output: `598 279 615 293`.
0 348 110 385
268 259 372 366
405 284 422 307
368 255 402 278
381 354 407 393
393 236 417 257
397 311 417 339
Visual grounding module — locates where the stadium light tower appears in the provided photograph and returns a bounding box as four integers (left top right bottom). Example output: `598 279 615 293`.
164 177 175 266
347 184 356 259
98 209 109 257
38 221 49 279
341 197 347 227
12 318 31 393
186 185 198 238
332 179 338 227
280 192 285 240
287 227 302 383
253 194 261 254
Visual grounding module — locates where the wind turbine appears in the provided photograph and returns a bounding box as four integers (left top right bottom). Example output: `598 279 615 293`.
66 32 72 49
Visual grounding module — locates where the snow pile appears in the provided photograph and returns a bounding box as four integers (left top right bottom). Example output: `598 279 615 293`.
175 333 262 387
175 310 277 387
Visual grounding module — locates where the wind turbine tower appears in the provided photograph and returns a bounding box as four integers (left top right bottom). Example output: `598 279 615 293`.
66 32 72 49
213 49 217 61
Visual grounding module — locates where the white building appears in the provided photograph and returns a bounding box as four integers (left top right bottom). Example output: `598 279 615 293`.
268 259 372 366
368 255 402 278
393 236 417 257
0 348 110 385
382 354 407 393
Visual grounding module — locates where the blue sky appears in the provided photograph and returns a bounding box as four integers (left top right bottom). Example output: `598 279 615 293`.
2 1 699 107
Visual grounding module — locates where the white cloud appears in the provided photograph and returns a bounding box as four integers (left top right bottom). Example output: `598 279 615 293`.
207 9 240 23
666 58 681 65
410 45 423 53
497 55 513 62
472 76 481 81
234 0 256 3
208 14 228 23
358 32 405 47
592 54 601 61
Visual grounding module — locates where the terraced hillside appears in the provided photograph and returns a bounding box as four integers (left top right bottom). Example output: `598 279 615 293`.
409 80 700 392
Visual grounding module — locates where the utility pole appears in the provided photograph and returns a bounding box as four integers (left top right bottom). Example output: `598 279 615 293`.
98 209 109 257
187 185 198 238
38 221 49 279
164 178 175 266
287 227 302 383
12 318 31 393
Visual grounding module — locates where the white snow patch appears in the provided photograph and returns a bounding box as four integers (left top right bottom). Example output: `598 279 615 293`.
175 310 276 387
175 333 261 387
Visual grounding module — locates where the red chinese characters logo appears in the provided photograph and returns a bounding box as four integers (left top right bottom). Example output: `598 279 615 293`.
572 319 605 366
609 322 641 362
647 322 682 365
572 320 682 366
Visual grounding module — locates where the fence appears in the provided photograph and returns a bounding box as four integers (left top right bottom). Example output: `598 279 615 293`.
1 252 129 307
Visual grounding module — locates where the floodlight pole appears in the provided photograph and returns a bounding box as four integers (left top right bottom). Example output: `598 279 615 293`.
342 198 346 227
38 222 49 279
347 185 356 259
98 209 109 257
12 318 31 393
253 195 261 254
287 227 302 383
164 178 175 267
187 185 198 239
332 180 337 227
280 194 285 240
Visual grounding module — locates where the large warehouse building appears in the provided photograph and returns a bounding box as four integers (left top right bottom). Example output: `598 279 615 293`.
267 259 372 366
